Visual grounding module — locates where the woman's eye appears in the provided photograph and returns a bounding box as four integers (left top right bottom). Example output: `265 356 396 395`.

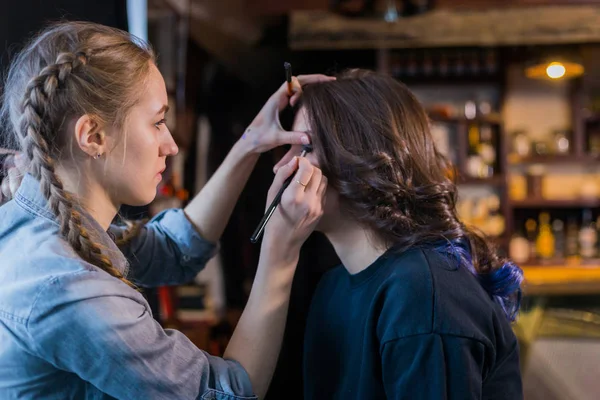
154 118 167 129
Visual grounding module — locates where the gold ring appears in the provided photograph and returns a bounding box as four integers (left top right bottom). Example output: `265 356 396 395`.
295 179 308 187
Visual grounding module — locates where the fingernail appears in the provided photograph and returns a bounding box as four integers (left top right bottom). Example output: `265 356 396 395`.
301 136 310 144
289 156 297 166
273 166 278 174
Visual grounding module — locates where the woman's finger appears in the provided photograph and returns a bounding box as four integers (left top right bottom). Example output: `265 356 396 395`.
290 75 335 106
289 157 315 196
317 175 328 197
289 77 303 107
274 145 303 174
305 164 322 195
272 156 299 189
296 74 336 86
267 156 299 206
280 75 335 109
275 76 301 111
273 130 310 148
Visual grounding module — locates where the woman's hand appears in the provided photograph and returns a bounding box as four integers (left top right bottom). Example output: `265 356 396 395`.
239 74 334 154
262 156 327 260
223 156 327 399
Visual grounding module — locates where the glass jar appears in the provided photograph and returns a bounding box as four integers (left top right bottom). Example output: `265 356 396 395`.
552 129 570 155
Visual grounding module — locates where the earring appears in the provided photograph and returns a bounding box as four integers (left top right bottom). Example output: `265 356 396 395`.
94 153 101 159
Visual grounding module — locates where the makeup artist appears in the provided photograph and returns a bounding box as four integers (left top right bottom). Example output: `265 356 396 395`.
0 22 331 400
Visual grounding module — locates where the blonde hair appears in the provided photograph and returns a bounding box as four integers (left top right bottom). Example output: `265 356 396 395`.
1 21 156 287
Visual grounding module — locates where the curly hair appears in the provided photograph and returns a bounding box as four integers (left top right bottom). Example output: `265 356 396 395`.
301 69 523 321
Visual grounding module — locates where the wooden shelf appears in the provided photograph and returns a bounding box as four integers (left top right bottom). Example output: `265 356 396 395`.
396 74 502 86
522 265 600 296
585 114 600 124
429 114 502 125
491 235 510 247
520 258 600 267
508 154 600 165
457 175 505 186
510 198 600 208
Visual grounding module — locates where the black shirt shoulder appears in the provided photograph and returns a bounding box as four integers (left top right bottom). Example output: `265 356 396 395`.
304 246 522 399
375 248 515 352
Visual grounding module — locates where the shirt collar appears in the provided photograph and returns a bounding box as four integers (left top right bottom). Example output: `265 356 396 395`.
15 173 129 276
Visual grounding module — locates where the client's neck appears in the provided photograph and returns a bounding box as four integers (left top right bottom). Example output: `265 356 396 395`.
325 220 388 275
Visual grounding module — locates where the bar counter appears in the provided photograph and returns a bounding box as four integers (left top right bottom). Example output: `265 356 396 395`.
523 265 600 296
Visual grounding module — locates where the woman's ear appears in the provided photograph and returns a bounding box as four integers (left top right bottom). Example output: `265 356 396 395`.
73 115 107 158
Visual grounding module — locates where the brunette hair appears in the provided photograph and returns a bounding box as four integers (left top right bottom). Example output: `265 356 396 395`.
301 69 523 321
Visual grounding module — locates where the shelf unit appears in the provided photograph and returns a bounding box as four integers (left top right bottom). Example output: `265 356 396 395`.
458 175 506 186
511 199 600 209
429 115 503 125
508 154 600 165
379 46 600 268
382 46 511 251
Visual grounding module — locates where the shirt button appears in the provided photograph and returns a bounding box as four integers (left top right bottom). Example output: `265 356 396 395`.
182 255 191 263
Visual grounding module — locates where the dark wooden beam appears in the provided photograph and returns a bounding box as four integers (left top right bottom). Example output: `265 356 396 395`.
241 0 326 16
242 0 600 15
436 0 600 8
289 5 600 50
162 0 268 84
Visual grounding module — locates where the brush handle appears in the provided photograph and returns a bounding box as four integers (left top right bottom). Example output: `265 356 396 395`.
250 174 295 243
284 62 293 95
250 148 310 243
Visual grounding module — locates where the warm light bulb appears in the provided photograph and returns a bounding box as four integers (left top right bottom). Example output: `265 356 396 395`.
546 62 566 79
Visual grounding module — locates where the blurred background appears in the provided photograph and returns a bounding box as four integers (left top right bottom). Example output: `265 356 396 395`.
2 1 600 399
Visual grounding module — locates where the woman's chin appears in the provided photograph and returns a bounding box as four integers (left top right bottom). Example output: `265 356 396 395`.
123 192 156 207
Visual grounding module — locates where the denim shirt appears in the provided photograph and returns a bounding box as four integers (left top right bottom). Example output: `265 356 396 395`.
0 174 256 400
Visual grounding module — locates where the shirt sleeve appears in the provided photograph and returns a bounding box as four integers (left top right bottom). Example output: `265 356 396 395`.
477 341 523 400
380 333 485 400
27 270 254 400
111 209 218 287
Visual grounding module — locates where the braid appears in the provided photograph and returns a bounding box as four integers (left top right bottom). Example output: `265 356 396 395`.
115 219 148 248
20 52 135 288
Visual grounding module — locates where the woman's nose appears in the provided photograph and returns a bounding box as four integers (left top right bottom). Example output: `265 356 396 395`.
159 129 179 156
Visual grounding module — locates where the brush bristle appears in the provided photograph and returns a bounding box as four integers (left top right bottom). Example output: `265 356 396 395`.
302 144 313 153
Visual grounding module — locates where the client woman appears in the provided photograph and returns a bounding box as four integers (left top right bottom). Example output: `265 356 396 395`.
274 69 523 400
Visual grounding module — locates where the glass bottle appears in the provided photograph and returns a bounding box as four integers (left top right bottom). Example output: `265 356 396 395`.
552 219 565 259
536 212 555 260
565 216 579 257
525 218 538 261
579 209 597 259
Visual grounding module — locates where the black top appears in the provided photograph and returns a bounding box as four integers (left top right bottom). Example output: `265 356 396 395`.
304 247 522 400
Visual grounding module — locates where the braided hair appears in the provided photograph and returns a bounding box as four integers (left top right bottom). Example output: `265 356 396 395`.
1 22 155 287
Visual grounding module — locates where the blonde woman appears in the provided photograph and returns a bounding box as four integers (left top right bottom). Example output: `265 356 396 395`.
0 22 329 399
